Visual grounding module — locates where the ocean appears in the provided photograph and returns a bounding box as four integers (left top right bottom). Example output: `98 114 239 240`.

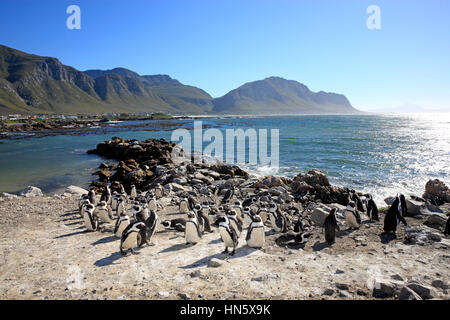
0 113 449 206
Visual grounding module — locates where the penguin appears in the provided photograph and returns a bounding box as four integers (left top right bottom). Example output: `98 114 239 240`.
194 204 212 233
147 192 158 212
132 204 149 223
383 195 407 234
100 185 111 205
365 195 379 222
114 210 131 238
257 208 269 224
246 214 265 248
222 187 234 204
119 183 126 196
226 209 243 237
179 197 189 213
82 203 99 231
242 195 253 208
130 184 137 200
111 192 119 211
345 201 361 229
79 197 91 218
349 190 364 212
185 211 202 244
201 200 211 216
444 216 450 236
323 208 340 245
88 188 96 206
161 218 186 232
399 194 408 217
120 222 147 255
140 209 158 246
243 206 253 225
217 215 239 255
268 202 289 233
97 200 114 224
188 195 198 211
78 194 89 211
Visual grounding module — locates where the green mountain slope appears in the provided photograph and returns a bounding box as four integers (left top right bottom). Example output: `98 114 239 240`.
0 45 358 115
212 77 358 114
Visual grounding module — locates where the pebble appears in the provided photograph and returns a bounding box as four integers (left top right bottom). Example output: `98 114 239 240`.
208 258 223 268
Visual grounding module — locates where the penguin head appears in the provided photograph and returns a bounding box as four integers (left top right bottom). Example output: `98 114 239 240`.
161 220 171 228
329 208 337 217
227 210 237 217
86 204 95 212
251 215 262 223
216 215 229 226
269 202 277 212
98 201 107 209
201 201 209 208
243 207 251 214
194 204 202 212
187 211 197 219
132 222 147 232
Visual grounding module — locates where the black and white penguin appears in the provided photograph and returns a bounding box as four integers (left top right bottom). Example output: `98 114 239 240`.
82 203 99 231
323 208 340 245
399 194 408 217
349 190 364 212
130 184 137 200
194 204 212 233
97 200 114 224
268 202 289 233
114 211 131 238
140 209 158 246
444 216 450 236
179 196 189 213
345 201 361 229
246 214 265 248
132 204 149 223
147 191 157 212
119 183 126 196
100 185 112 205
233 200 243 219
217 215 239 255
243 206 253 225
88 188 96 206
185 211 202 244
257 208 269 224
365 195 379 222
242 195 253 208
161 218 186 232
221 187 234 204
383 195 407 234
226 209 243 237
79 197 91 218
120 222 147 255
116 196 126 217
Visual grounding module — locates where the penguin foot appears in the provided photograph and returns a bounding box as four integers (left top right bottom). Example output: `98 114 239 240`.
230 250 236 256
223 248 229 254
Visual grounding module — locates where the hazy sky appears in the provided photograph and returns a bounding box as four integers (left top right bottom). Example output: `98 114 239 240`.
1 0 449 111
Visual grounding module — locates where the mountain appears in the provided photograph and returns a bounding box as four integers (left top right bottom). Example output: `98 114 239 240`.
0 45 358 115
212 77 358 114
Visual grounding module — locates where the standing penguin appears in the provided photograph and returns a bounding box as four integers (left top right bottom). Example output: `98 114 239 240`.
88 188 97 206
185 211 202 244
323 208 340 245
222 186 234 204
399 194 408 217
345 201 361 230
217 215 239 255
243 207 253 225
116 197 126 217
97 200 114 224
141 209 158 246
147 192 158 212
83 203 99 231
365 195 379 222
130 185 137 200
114 210 130 238
120 222 147 255
383 195 407 234
246 214 265 248
226 210 243 237
179 197 189 213
100 185 112 205
132 204 149 223
268 203 289 233
349 190 364 212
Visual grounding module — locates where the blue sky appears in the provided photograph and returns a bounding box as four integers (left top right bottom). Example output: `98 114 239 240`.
1 0 449 111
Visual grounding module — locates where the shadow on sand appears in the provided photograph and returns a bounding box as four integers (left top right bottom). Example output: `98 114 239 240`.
312 241 330 251
92 235 118 246
379 232 397 244
54 230 89 239
94 252 123 267
180 247 259 269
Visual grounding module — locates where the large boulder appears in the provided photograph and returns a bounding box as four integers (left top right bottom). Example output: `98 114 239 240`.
65 186 88 196
309 207 329 226
423 213 448 231
404 226 442 245
423 179 450 205
19 186 43 197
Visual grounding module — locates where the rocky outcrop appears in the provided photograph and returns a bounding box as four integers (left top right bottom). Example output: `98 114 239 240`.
19 186 43 198
423 179 450 205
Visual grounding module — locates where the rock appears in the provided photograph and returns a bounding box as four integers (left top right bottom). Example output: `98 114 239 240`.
398 286 422 300
65 186 88 196
406 281 435 299
368 279 403 298
208 258 223 268
384 196 396 206
178 293 191 300
335 283 349 291
310 207 329 226
268 186 288 196
423 179 450 205
405 226 442 245
172 177 187 185
0 193 19 200
405 198 431 216
158 291 170 298
431 279 448 290
322 288 334 296
170 183 187 192
424 213 448 231
190 270 202 278
19 186 43 198
338 290 352 298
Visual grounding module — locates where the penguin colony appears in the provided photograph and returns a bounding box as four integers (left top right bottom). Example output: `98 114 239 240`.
79 181 444 257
